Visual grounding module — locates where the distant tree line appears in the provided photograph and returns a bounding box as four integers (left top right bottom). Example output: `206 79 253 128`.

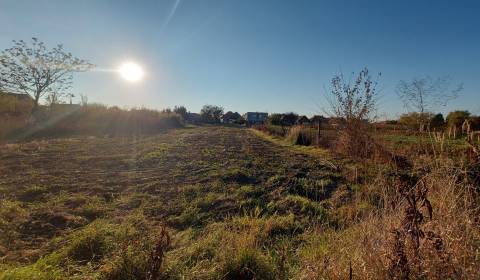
397 111 480 131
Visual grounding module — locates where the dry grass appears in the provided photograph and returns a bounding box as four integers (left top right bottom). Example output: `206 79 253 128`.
296 158 480 279
286 125 313 146
253 120 480 279
1 124 479 279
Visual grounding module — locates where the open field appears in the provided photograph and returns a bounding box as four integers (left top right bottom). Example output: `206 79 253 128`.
0 126 348 279
1 125 479 279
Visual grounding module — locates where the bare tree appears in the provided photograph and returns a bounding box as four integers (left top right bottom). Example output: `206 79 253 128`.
396 76 462 114
329 67 380 124
0 38 93 111
328 67 381 158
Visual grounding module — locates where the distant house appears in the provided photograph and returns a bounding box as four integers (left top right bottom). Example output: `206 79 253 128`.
310 115 328 125
245 112 268 125
1 92 33 102
280 113 298 126
296 115 310 125
222 111 242 124
185 112 201 124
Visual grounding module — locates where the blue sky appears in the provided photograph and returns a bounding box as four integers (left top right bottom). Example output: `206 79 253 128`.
1 0 479 117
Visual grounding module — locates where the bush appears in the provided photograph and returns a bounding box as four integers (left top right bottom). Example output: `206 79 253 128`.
430 113 445 129
1 104 184 140
42 105 184 137
335 125 376 158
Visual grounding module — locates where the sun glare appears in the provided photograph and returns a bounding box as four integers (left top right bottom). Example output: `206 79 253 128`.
118 62 144 82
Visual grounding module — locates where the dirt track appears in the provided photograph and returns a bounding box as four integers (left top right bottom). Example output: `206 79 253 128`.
1 126 338 194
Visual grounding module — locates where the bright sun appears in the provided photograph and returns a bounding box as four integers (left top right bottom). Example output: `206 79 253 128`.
118 62 144 82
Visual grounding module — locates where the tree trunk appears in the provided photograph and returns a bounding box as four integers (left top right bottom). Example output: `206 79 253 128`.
33 91 41 111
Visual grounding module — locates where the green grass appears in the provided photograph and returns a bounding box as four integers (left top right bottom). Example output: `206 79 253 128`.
0 126 345 279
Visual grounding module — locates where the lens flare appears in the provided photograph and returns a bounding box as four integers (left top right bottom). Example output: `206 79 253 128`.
118 62 144 82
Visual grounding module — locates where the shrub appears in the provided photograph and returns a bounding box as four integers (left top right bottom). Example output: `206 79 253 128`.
328 68 381 158
1 104 184 140
335 125 376 159
41 105 184 137
430 113 445 129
